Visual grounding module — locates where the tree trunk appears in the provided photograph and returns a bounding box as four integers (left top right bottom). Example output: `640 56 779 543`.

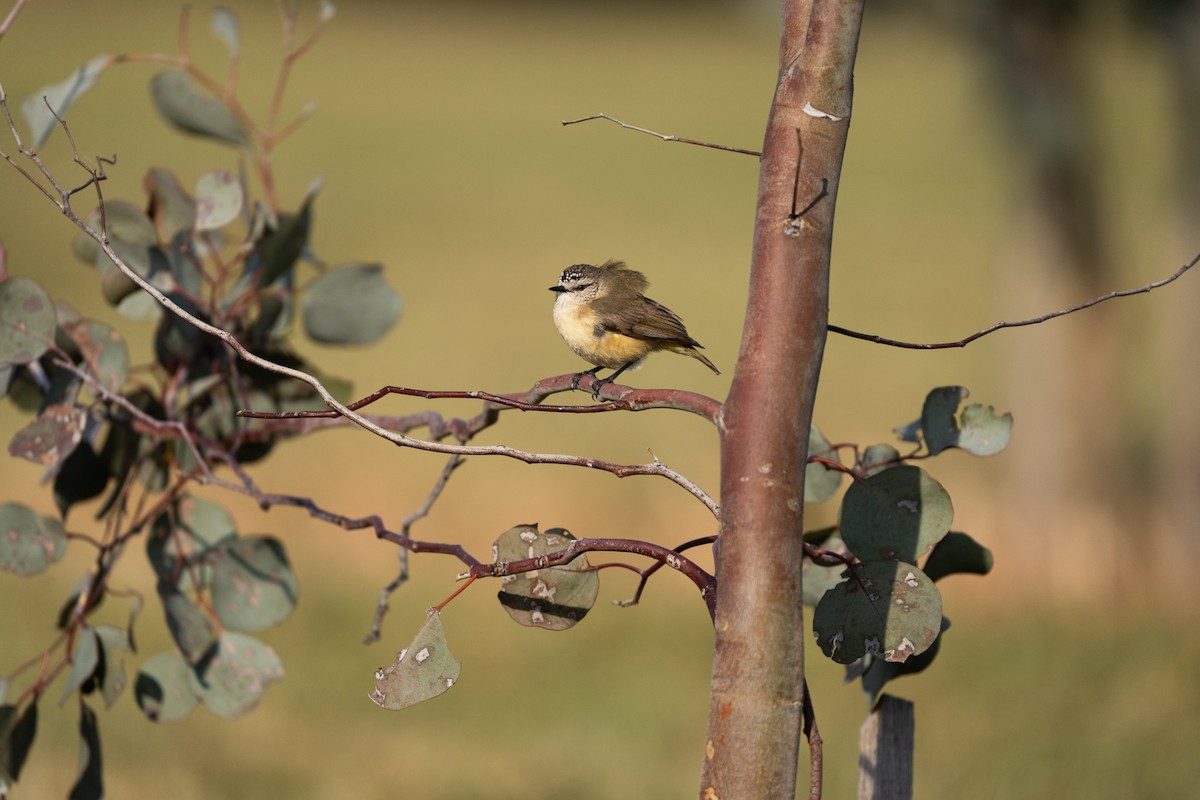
700 1 865 797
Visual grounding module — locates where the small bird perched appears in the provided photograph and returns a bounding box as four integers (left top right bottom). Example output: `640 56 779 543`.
549 259 719 391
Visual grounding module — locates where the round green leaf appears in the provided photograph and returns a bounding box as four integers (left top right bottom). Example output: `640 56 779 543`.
369 610 461 711
60 627 100 705
812 561 943 665
839 465 953 563
149 69 250 147
211 535 298 632
188 632 284 719
7 403 86 466
194 170 243 231
0 503 67 575
494 525 598 630
0 277 56 366
145 168 197 238
134 650 199 722
301 263 402 345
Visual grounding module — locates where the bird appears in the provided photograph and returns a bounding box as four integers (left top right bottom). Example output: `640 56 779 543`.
549 259 719 392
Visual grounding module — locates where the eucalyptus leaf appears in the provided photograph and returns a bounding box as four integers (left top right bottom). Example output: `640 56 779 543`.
369 611 460 711
149 69 250 147
21 56 109 148
301 263 401 345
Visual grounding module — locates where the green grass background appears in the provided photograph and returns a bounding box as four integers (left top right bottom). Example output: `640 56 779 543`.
1 2 1197 798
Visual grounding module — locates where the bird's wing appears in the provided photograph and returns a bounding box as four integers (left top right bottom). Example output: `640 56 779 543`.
602 296 703 348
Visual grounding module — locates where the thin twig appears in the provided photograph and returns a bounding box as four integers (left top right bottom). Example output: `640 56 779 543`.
0 0 30 41
803 679 823 800
562 113 762 157
829 252 1200 349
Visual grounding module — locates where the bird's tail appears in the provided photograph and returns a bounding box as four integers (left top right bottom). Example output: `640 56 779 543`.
679 346 720 375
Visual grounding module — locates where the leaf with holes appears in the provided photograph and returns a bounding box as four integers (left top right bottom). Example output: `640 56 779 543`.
8 403 86 466
840 465 953 563
494 524 598 630
812 561 942 665
369 610 461 711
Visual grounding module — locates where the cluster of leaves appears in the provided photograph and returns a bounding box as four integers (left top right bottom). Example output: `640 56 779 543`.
371 388 1010 712
803 386 1011 705
0 6 399 797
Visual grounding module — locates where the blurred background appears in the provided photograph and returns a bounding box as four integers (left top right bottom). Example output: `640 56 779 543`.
1 1 1197 797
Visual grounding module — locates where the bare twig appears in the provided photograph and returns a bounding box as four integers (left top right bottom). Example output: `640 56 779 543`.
829 252 1200 349
614 534 716 609
562 113 762 157
0 0 29 41
803 679 823 800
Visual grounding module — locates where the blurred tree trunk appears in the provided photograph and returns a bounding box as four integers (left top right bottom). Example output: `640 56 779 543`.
700 1 863 797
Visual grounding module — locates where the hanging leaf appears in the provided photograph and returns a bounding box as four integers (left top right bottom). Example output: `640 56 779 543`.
0 277 56 366
54 441 110 518
94 626 129 708
369 610 461 711
21 56 109 148
0 701 38 784
7 403 87 466
804 426 843 503
494 525 598 630
0 503 67 575
812 561 943 665
59 627 101 706
211 535 299 632
134 650 198 722
188 632 283 719
149 69 251 147
194 170 243 231
156 582 217 667
301 263 402 345
839 465 953 563
69 701 103 800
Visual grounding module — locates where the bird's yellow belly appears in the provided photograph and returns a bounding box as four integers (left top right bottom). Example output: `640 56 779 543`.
554 304 651 369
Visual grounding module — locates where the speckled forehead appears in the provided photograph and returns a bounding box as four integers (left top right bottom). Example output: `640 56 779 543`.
559 264 589 282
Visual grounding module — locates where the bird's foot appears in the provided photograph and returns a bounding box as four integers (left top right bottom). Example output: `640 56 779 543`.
571 367 603 391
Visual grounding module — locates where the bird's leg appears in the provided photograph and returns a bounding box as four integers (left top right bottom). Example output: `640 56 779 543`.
571 365 604 391
589 361 636 400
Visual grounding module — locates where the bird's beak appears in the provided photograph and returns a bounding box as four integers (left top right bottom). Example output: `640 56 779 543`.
548 285 565 292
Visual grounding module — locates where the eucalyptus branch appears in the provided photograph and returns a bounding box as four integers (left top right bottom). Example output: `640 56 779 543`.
473 536 717 618
614 534 716 609
562 113 762 157
828 251 1200 349
0 0 29 41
